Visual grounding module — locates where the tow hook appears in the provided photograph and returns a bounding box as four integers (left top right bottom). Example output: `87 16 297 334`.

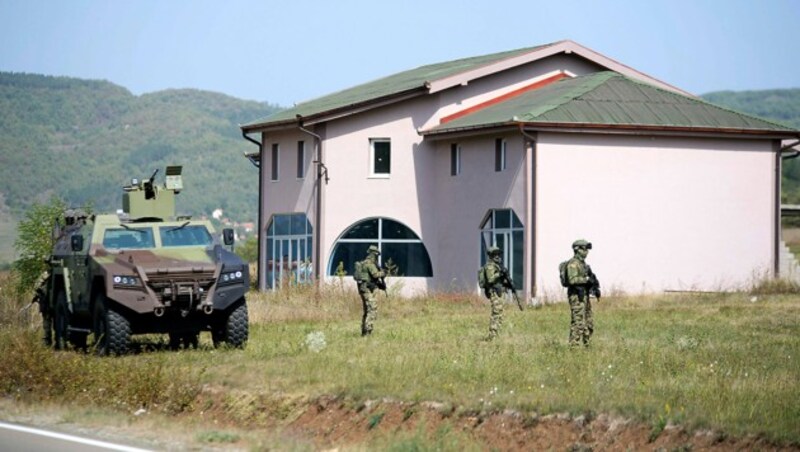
202 304 213 315
154 307 165 317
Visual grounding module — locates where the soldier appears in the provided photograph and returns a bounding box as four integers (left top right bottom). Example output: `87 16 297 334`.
564 239 601 347
354 245 386 336
479 246 507 340
32 270 52 346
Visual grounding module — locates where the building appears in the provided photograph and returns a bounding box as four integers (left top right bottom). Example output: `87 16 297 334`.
240 40 800 300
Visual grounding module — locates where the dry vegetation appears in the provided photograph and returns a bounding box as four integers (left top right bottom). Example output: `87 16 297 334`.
1 272 799 450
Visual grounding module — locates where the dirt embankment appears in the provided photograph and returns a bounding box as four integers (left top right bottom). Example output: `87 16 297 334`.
194 391 798 451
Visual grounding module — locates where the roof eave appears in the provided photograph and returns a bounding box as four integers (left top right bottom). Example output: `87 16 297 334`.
422 121 800 140
240 86 428 134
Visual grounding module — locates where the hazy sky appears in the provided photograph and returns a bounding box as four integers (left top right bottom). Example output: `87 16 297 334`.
1 0 798 106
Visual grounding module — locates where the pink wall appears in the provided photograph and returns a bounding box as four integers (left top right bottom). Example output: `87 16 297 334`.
534 133 776 299
432 134 528 292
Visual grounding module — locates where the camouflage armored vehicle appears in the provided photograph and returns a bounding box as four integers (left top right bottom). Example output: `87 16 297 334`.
38 166 249 355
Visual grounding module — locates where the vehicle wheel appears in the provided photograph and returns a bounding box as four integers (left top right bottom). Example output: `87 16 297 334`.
93 294 131 356
54 291 69 350
212 300 248 349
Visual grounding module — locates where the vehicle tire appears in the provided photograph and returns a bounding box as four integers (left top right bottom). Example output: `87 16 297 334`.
54 291 69 350
93 294 131 356
212 300 248 349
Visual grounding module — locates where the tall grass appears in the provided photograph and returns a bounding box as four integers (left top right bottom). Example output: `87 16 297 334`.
1 274 799 445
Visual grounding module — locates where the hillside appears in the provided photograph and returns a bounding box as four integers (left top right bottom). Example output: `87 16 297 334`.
701 88 800 202
1 73 798 265
0 72 281 263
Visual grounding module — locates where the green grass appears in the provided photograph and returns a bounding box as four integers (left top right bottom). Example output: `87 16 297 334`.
1 276 799 446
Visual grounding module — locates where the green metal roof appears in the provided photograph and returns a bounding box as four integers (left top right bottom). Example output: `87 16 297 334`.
425 72 799 135
242 44 554 129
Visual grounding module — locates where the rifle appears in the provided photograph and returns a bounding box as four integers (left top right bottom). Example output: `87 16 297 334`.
375 261 398 297
499 267 524 311
586 265 601 300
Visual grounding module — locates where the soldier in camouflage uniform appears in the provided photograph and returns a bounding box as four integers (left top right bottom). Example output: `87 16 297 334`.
355 245 385 336
32 270 52 346
480 246 506 340
565 239 598 347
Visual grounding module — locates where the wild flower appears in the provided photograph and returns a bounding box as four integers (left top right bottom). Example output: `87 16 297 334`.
304 331 327 353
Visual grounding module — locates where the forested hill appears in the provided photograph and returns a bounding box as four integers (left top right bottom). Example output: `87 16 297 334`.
701 88 800 203
1 72 798 264
0 71 281 225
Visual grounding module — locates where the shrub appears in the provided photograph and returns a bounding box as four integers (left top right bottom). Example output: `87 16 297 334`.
12 197 66 292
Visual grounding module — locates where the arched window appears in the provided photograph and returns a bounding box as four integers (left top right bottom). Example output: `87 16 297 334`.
480 209 523 290
266 213 313 289
328 217 433 277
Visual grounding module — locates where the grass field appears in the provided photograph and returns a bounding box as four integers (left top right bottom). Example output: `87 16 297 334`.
1 275 799 449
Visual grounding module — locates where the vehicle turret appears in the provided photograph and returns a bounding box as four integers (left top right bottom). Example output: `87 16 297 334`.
122 166 183 221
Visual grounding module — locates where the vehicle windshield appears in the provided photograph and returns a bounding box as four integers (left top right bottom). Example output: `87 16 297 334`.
103 228 156 249
159 225 213 247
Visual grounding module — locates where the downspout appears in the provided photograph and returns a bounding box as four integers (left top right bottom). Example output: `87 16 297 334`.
519 125 537 300
298 120 326 290
241 130 267 291
776 139 800 278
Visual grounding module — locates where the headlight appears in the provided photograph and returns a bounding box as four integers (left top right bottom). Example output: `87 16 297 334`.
113 275 140 287
219 269 244 285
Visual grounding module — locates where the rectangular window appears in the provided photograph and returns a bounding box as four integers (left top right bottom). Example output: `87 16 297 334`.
296 140 305 179
450 143 461 176
495 138 506 172
271 143 279 181
370 138 391 177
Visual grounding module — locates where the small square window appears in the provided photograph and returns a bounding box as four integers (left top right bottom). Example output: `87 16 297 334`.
495 138 506 172
450 143 461 176
297 140 305 179
370 139 391 177
271 143 279 181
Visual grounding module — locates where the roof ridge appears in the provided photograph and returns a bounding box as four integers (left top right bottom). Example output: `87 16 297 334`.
615 74 796 130
420 41 562 84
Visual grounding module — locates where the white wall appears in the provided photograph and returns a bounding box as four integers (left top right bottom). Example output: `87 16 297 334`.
534 133 776 299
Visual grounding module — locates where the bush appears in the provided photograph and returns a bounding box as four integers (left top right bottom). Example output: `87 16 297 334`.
12 197 66 292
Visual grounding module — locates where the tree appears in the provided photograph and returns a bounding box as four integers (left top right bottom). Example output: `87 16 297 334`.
13 198 66 291
235 236 258 264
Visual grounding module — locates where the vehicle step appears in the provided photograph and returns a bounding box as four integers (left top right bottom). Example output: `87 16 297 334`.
67 327 92 334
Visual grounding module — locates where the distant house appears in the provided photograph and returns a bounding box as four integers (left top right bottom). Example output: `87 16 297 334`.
240 40 800 299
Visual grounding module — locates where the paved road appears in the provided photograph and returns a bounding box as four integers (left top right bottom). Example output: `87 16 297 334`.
0 421 152 451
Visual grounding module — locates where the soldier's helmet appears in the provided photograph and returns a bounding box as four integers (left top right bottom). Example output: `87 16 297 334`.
487 246 501 256
367 245 380 255
572 239 592 250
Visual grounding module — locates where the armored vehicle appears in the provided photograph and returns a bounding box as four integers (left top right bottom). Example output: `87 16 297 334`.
39 166 249 355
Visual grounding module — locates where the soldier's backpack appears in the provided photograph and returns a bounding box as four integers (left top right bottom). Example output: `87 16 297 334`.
353 259 367 283
558 260 571 288
478 266 488 289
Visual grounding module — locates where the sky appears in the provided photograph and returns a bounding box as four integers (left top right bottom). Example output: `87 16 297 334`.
1 0 799 107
